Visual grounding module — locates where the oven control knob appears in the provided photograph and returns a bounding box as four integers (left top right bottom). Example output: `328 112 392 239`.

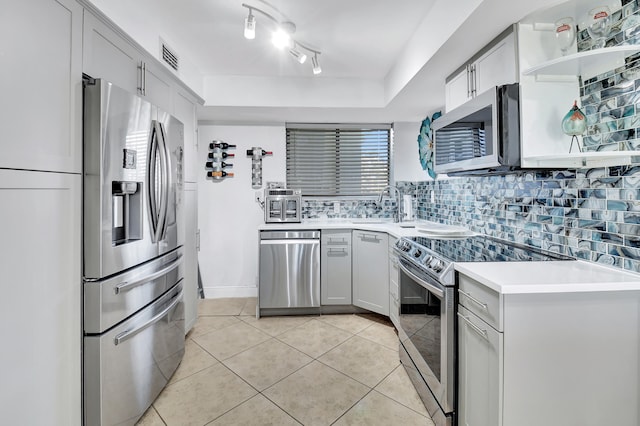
432 260 445 272
399 241 411 252
413 249 422 258
423 255 433 266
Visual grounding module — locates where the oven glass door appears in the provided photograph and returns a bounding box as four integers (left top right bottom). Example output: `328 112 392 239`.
397 258 455 415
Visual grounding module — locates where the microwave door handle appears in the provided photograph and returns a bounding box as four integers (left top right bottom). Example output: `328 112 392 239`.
147 123 159 242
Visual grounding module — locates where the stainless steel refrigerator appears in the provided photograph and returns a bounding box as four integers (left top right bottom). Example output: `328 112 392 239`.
82 79 185 426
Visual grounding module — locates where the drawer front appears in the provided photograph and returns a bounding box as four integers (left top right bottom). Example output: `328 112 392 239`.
84 283 185 426
458 273 502 331
389 279 399 327
321 230 352 247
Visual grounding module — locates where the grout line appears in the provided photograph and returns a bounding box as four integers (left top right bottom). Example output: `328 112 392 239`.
329 387 376 425
152 304 427 425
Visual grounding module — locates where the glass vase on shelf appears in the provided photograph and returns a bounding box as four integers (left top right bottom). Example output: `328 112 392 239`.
555 17 576 56
586 6 611 49
561 100 587 153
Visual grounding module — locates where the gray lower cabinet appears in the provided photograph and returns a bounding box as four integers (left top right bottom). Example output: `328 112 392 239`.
457 304 502 426
457 271 640 426
352 230 389 316
388 237 399 327
320 230 352 305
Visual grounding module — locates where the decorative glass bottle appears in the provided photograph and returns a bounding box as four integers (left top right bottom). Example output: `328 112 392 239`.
561 101 587 153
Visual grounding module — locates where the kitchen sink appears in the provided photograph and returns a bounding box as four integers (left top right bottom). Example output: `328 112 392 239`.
398 222 417 228
350 220 389 224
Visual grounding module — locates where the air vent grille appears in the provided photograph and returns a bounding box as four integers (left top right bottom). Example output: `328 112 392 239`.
161 41 179 71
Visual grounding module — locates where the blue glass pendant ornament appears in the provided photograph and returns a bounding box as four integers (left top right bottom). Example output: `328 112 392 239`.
561 100 587 153
417 111 441 179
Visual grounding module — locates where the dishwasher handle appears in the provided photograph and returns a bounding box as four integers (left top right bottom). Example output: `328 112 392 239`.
260 239 320 245
261 230 320 240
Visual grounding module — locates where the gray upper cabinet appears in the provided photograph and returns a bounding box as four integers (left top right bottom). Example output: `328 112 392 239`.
0 0 82 174
352 230 389 316
82 10 173 114
445 27 518 112
173 88 199 183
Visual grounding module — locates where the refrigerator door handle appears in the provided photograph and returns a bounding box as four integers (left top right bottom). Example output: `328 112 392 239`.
113 289 182 346
160 122 172 240
147 121 160 242
155 121 169 241
114 254 183 294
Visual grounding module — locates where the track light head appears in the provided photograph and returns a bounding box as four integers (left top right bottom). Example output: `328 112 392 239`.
244 9 256 39
289 46 307 64
312 54 322 75
271 27 292 49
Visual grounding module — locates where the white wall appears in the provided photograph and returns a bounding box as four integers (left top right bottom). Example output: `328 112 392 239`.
197 124 286 298
197 121 431 299
393 121 431 182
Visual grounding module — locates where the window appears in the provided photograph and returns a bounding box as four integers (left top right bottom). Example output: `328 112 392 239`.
286 124 391 196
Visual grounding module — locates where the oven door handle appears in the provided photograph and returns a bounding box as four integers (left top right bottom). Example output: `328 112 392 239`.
457 312 489 341
398 261 444 298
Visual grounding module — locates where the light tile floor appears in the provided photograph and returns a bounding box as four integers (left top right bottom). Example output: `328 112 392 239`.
137 298 435 426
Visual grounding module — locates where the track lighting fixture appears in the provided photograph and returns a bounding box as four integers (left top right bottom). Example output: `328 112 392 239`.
312 53 321 75
241 3 322 74
244 9 255 40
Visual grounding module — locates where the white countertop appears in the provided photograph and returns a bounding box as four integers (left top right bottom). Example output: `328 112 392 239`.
454 260 640 294
259 220 640 294
258 219 436 239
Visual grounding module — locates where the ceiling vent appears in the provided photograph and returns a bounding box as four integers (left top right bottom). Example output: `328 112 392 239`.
160 39 179 72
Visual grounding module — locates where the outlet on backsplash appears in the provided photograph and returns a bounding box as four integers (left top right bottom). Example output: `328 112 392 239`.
333 201 340 214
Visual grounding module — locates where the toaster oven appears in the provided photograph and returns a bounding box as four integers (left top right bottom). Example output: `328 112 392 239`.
264 189 302 223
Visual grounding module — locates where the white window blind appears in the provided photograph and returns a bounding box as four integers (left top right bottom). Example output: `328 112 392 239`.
286 125 391 196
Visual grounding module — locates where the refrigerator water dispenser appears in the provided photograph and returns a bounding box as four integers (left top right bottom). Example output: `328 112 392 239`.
112 181 142 245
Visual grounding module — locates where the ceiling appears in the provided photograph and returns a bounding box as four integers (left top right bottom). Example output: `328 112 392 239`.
88 0 566 123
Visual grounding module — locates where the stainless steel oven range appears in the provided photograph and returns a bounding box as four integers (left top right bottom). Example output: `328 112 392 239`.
393 235 573 426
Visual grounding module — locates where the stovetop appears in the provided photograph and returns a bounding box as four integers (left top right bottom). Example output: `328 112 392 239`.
394 234 574 286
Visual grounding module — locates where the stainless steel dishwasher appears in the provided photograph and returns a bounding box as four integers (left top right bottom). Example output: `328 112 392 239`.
259 230 320 310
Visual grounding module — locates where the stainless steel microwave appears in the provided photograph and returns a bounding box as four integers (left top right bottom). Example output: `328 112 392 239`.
433 83 520 175
264 189 302 223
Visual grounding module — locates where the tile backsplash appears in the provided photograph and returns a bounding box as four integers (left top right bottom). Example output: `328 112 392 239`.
399 165 640 274
578 0 640 152
302 164 640 274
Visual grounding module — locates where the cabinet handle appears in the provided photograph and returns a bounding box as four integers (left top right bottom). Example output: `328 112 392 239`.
359 233 380 242
466 64 471 98
142 62 147 96
328 237 347 245
138 61 147 96
457 312 488 340
459 289 488 310
328 248 348 256
470 64 477 97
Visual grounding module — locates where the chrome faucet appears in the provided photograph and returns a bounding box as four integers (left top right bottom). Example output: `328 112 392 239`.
377 185 403 223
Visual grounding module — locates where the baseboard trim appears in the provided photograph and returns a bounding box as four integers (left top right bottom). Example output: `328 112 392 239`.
203 286 258 299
